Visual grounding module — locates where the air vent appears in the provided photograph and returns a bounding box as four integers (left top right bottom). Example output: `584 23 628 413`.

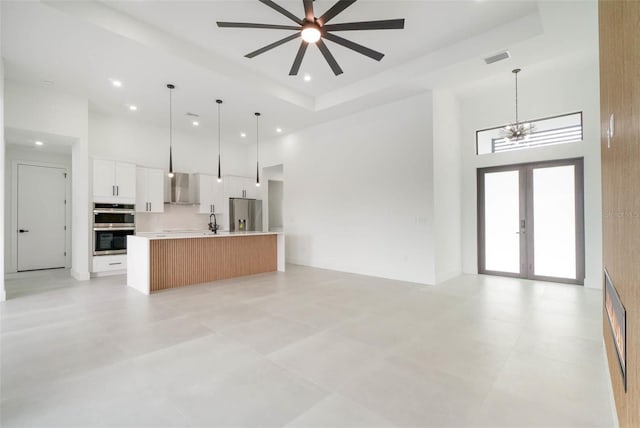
185 112 200 117
484 51 511 65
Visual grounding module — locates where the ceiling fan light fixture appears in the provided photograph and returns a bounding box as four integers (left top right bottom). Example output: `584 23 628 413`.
301 24 321 43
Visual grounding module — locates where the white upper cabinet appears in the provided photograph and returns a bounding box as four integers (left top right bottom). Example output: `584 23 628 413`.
224 175 257 199
93 159 136 204
192 174 224 214
136 167 164 213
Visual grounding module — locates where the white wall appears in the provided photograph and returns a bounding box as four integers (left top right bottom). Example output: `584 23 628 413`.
1 2 6 300
459 56 602 288
268 180 283 231
4 145 72 273
4 79 90 280
260 93 436 284
89 113 251 176
433 90 463 283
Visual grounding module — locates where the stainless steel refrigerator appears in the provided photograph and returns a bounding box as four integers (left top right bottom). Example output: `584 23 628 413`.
229 198 263 232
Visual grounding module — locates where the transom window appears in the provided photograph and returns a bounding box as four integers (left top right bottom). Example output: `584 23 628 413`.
476 112 583 155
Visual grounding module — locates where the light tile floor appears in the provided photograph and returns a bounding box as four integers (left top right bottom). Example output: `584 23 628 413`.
0 266 614 427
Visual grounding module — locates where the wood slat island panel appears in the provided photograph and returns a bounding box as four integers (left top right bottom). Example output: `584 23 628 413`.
149 235 277 292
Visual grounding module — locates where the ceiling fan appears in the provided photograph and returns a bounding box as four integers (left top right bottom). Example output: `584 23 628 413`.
217 0 405 76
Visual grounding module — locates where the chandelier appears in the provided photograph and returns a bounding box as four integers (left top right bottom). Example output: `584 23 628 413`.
501 68 533 142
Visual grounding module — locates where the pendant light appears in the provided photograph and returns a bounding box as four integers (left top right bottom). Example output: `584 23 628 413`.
166 83 175 178
501 68 533 143
255 112 261 187
216 99 223 182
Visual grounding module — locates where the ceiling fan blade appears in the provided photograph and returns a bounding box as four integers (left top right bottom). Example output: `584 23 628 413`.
217 22 300 30
316 39 343 75
322 33 384 61
289 41 309 75
258 0 303 25
318 0 357 26
323 18 405 31
303 0 315 22
246 33 300 58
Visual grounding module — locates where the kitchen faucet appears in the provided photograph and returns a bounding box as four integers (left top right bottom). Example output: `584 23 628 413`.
208 213 218 234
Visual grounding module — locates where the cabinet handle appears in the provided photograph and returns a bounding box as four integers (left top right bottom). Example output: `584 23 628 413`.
112 185 115 196
108 262 122 266
149 202 152 211
116 186 119 196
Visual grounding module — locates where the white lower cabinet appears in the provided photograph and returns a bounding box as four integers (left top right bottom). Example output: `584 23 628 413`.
92 255 127 273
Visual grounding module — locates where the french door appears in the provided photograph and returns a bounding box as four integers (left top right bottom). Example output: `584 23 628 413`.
477 158 585 284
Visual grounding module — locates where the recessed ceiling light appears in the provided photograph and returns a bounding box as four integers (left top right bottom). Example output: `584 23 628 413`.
303 74 312 82
276 128 282 133
129 105 138 111
111 79 122 88
35 141 44 146
241 133 247 138
192 121 199 126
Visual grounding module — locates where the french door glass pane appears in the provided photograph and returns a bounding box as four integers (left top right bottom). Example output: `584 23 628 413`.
484 170 520 273
533 165 576 279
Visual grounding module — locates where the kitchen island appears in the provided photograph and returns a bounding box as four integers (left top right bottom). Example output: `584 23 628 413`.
127 231 284 295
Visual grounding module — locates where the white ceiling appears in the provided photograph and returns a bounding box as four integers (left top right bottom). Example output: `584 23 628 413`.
1 0 598 145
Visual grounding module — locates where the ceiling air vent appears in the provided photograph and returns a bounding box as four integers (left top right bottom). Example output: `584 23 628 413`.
185 112 200 118
484 50 511 65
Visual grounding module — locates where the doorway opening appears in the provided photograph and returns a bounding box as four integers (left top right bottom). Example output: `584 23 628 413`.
261 164 284 233
477 158 585 284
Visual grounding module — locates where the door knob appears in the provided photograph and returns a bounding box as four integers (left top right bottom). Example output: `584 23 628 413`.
18 229 29 233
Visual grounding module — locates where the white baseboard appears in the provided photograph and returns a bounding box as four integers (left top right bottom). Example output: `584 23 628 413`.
71 269 90 281
91 270 126 278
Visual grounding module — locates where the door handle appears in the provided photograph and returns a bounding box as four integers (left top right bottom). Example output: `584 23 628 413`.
18 229 29 233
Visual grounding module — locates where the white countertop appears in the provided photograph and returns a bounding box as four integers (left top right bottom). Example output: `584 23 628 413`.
133 231 281 240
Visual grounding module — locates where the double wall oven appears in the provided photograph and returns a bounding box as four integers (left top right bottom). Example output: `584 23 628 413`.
93 203 135 255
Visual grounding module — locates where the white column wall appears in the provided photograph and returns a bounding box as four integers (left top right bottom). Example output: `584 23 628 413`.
260 93 436 285
459 56 602 288
433 90 463 283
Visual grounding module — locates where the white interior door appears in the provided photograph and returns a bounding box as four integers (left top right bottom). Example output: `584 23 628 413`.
17 164 67 271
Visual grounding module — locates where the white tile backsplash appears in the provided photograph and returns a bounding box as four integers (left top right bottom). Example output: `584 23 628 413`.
136 204 222 232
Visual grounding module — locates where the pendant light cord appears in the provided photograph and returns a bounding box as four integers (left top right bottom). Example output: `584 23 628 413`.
217 99 222 181
513 68 520 126
255 112 261 186
167 83 175 175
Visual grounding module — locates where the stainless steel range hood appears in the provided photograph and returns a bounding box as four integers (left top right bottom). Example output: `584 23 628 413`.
166 173 193 204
